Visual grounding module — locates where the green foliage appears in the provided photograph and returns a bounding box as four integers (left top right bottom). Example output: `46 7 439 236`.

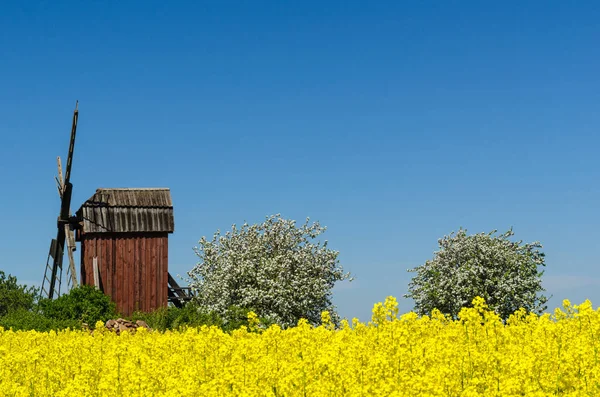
0 272 85 331
405 228 548 321
220 305 254 332
0 271 280 333
39 285 116 327
0 308 80 332
0 271 38 317
128 303 219 332
128 302 272 333
212 304 274 332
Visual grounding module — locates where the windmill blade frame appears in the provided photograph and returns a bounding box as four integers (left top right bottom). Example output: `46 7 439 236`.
41 102 80 299
56 156 78 289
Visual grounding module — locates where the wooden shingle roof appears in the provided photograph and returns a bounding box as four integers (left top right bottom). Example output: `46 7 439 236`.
76 188 174 234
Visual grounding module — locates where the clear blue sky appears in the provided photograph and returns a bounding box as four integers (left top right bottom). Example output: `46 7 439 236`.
1 1 599 322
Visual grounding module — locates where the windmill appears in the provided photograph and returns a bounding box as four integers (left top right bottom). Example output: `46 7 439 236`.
38 102 192 312
41 102 80 299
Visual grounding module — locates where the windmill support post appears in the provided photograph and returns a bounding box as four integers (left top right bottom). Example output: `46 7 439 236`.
65 224 78 288
93 257 100 290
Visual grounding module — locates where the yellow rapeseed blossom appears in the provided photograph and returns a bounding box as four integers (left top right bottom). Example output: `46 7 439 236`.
2 296 600 396
247 311 260 332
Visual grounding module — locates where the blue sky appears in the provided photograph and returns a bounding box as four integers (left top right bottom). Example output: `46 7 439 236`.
1 1 599 322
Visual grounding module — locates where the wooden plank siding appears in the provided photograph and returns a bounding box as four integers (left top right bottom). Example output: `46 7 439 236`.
80 233 169 316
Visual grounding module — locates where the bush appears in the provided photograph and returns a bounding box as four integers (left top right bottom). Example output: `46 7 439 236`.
129 303 222 332
219 305 275 332
128 303 274 332
0 271 38 317
39 285 116 327
0 309 80 332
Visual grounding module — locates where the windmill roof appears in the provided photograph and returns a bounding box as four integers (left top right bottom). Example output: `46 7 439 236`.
76 188 174 234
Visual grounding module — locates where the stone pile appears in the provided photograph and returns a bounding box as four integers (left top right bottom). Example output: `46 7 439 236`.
103 318 151 335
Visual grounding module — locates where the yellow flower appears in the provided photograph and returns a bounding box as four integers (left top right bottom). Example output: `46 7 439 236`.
320 311 331 327
247 311 259 331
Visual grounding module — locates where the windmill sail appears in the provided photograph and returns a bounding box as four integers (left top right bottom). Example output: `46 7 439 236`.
41 102 79 299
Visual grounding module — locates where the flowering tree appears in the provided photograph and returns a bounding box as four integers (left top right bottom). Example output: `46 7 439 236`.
187 214 352 327
404 228 548 320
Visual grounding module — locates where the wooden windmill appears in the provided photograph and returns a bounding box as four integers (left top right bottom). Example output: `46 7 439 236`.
41 103 192 314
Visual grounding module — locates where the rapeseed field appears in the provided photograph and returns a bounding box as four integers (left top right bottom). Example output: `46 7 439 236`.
1 296 599 396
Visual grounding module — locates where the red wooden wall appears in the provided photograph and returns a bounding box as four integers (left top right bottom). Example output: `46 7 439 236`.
80 233 168 316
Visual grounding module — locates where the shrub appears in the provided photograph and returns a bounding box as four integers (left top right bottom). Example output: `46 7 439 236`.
39 285 116 327
0 308 80 332
127 303 274 332
0 271 38 317
129 303 223 332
